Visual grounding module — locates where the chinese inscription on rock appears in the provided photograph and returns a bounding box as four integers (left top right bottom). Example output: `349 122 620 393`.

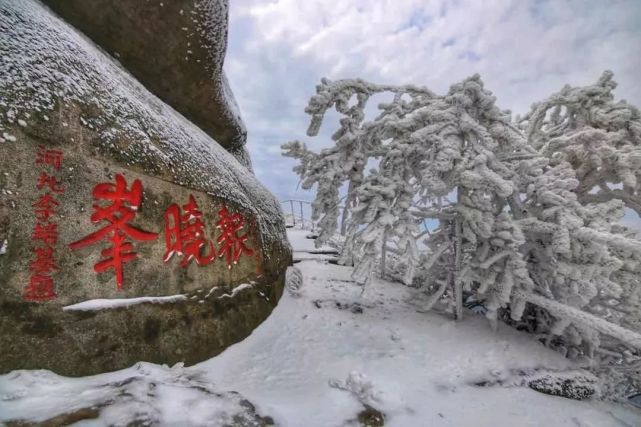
37 164 256 298
25 146 65 301
69 174 158 289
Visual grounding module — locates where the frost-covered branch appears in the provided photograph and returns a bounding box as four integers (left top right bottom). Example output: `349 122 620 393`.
284 71 641 398
523 71 641 215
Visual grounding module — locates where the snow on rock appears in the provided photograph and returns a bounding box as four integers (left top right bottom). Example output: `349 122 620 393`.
329 371 383 407
0 0 287 255
0 0 291 377
1 229 639 426
217 283 254 299
1 132 16 142
285 266 304 297
39 0 249 163
62 295 187 312
526 370 599 401
0 363 273 426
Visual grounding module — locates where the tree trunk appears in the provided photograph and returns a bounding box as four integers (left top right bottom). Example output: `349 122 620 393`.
453 215 463 320
451 188 464 321
380 227 388 278
515 290 641 350
340 181 354 235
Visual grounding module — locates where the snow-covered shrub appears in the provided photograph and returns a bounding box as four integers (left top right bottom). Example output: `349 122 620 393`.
283 72 641 399
329 371 382 406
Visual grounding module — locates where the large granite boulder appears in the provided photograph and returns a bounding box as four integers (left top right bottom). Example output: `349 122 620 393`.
0 0 291 376
41 0 250 166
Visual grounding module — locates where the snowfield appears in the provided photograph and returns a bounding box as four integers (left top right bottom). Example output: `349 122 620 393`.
1 229 639 426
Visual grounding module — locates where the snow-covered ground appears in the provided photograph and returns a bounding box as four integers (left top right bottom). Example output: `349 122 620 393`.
1 229 639 426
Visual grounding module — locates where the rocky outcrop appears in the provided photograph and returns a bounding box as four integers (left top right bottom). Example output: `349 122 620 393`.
527 371 599 400
41 0 250 166
1 363 277 426
472 368 600 401
0 0 291 376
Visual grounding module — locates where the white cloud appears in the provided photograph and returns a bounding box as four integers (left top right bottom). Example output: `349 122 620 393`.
226 0 641 201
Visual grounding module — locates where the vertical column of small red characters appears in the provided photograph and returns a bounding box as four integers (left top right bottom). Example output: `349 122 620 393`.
25 146 64 301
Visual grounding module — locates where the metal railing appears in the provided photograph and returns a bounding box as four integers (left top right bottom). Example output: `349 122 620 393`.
280 200 348 233
281 200 314 231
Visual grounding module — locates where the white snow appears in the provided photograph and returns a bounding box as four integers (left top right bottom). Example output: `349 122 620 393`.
0 363 271 426
287 229 335 253
1 229 639 425
288 228 339 262
0 0 287 258
197 256 640 426
0 239 7 255
62 295 187 311
217 283 253 299
1 132 16 142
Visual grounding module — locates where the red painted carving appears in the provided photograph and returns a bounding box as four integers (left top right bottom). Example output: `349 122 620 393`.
27 147 64 302
30 246 57 274
69 173 158 289
216 205 253 269
35 145 63 170
32 222 58 246
24 275 57 301
32 194 59 221
163 195 215 267
36 172 65 193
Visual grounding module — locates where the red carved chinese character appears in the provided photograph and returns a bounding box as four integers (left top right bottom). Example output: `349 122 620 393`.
33 194 59 221
216 205 253 269
94 232 138 279
163 195 215 267
69 174 158 289
36 172 64 194
32 222 58 246
36 145 63 170
30 246 57 274
24 274 56 301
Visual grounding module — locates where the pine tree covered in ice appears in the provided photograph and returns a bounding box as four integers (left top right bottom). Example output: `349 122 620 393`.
283 72 641 399
523 71 641 214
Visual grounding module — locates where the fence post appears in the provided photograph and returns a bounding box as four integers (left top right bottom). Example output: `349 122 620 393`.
290 200 296 227
300 201 304 230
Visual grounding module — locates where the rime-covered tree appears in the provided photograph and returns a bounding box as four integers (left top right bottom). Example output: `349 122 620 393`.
283 72 641 399
523 71 641 214
283 79 434 245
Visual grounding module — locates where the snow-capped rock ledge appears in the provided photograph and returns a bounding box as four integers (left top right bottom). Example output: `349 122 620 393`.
62 295 188 312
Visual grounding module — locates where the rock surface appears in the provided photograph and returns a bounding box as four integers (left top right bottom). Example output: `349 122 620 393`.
0 363 277 426
527 371 599 401
0 0 290 376
41 0 250 165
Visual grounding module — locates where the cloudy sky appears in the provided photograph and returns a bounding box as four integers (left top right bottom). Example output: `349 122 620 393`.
224 0 641 212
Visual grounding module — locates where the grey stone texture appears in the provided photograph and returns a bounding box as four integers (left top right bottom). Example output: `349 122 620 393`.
0 0 290 376
42 0 250 162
